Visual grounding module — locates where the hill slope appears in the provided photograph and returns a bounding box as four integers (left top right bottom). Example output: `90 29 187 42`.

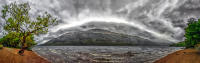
42 29 168 46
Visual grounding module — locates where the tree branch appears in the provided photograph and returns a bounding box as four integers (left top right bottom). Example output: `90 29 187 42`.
30 26 46 33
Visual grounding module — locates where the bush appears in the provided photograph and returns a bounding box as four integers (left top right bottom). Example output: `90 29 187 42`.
0 32 37 50
0 32 21 48
26 40 37 51
195 44 200 51
0 44 3 49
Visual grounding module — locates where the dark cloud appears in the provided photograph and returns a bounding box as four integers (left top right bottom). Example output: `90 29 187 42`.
0 0 200 44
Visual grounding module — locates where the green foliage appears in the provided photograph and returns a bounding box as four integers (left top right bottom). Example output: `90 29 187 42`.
185 18 200 48
2 2 57 34
0 44 3 49
170 41 186 47
0 32 20 48
0 32 37 49
0 2 57 50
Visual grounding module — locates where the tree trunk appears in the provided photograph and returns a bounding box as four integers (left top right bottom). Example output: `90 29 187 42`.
18 35 26 55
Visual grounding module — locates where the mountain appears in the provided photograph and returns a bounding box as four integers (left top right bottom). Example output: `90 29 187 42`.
41 29 170 46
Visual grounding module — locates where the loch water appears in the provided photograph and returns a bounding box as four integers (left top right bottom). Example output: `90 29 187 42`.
33 46 183 63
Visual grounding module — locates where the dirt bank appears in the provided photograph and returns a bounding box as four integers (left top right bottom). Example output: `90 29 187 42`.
0 47 50 63
154 49 200 63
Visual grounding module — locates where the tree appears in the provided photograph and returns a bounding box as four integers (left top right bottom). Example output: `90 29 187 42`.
185 18 200 48
1 2 57 55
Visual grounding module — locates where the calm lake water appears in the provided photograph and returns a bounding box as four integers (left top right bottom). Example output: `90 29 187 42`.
33 46 183 63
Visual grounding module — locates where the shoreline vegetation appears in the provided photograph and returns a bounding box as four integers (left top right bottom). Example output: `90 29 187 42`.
155 18 200 63
170 41 186 47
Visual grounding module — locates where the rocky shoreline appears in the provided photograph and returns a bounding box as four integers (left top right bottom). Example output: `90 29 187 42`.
33 46 183 63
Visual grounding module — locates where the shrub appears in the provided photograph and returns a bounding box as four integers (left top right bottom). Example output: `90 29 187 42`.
195 44 200 51
0 32 37 49
0 44 3 49
0 32 21 48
